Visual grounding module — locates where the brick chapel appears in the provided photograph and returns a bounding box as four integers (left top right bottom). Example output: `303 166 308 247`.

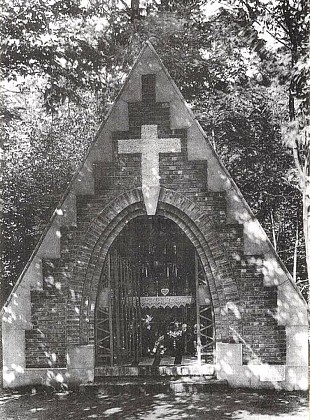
1 42 308 390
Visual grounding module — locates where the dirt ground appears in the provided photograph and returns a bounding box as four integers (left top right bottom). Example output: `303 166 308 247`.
0 387 308 420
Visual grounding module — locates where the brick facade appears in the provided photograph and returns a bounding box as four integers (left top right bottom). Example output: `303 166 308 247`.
3 43 306 390
23 83 286 367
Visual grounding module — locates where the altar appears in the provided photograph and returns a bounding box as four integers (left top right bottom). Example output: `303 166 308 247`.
95 215 215 367
139 295 194 308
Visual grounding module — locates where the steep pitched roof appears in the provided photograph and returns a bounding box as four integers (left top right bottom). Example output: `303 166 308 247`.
2 41 306 317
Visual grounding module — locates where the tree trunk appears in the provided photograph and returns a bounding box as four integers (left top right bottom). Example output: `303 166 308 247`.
303 177 310 291
293 220 298 282
270 211 277 251
288 72 309 290
131 0 140 21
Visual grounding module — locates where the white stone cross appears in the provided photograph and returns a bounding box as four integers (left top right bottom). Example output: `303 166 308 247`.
117 125 182 215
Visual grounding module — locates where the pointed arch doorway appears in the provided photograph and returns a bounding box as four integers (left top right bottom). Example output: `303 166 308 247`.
95 215 215 368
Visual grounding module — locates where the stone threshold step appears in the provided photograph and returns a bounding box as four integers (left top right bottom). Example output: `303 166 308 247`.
95 364 215 377
81 378 228 395
94 375 215 383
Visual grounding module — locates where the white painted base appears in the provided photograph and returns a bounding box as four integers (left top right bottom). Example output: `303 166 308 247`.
67 344 95 384
3 367 68 388
3 366 95 389
215 343 308 391
216 364 308 390
3 344 95 388
2 343 307 390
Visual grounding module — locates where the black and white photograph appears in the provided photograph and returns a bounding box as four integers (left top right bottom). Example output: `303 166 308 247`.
0 0 309 418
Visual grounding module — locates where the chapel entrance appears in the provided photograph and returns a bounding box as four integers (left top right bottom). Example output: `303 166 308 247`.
95 216 215 367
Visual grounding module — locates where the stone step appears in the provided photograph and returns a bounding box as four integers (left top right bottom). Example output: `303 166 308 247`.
81 377 228 394
95 363 215 377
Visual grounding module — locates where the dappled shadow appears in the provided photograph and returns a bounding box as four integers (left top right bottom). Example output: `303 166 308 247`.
1 41 308 396
0 387 307 419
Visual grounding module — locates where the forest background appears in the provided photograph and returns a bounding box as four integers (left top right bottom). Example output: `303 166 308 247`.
0 0 309 306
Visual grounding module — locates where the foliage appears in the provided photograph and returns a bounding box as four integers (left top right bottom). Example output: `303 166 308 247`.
0 0 308 302
1 83 99 303
0 0 124 112
198 85 307 293
220 0 309 290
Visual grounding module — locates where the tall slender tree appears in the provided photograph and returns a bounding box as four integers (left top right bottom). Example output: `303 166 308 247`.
223 0 309 290
1 0 307 303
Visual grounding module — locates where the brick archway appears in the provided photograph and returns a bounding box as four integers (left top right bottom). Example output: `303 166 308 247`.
68 187 242 346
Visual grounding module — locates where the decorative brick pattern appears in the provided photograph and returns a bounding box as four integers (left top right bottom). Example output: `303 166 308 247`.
128 102 171 136
73 188 241 345
23 72 286 368
93 159 141 193
142 74 156 103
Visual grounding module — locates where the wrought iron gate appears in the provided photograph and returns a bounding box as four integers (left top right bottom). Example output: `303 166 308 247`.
95 218 215 367
195 254 215 363
95 250 141 366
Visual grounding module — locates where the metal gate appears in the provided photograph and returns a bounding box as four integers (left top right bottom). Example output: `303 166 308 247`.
95 250 141 366
95 218 215 367
195 254 215 363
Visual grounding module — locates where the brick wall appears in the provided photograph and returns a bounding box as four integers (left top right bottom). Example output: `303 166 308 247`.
26 289 66 368
24 75 286 367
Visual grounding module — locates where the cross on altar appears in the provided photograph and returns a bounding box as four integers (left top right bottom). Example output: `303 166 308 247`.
117 125 181 215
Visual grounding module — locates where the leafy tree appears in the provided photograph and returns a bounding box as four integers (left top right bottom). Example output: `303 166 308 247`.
1 84 99 304
198 85 306 294
0 0 307 303
221 0 309 290
0 0 116 112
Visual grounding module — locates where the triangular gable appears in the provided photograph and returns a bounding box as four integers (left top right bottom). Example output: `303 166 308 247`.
2 41 306 328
